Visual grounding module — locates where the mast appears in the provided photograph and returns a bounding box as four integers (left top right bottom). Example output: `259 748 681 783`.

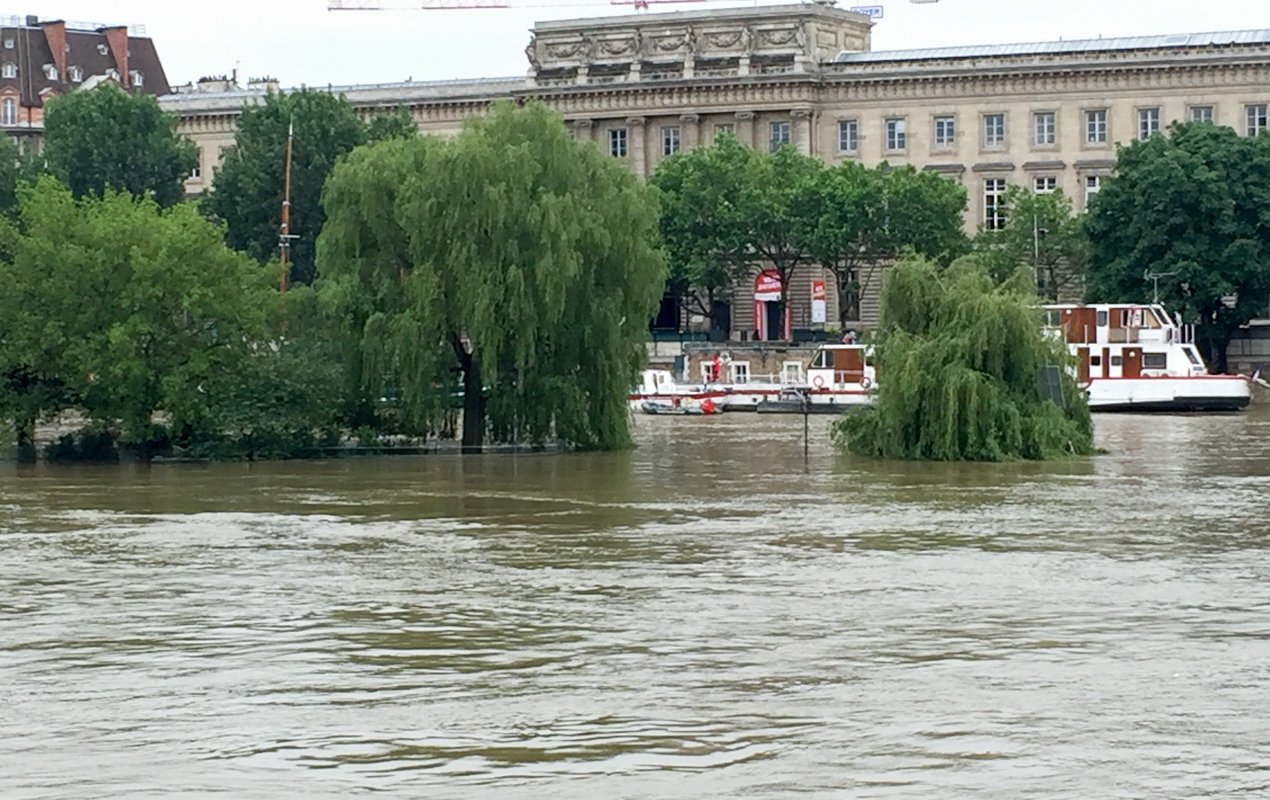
279 118 295 292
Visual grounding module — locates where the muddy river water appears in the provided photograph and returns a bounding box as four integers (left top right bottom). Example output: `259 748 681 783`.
2 411 1268 798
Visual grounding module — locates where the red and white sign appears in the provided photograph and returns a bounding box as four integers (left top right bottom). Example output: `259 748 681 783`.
753 270 783 300
811 280 827 324
753 270 790 340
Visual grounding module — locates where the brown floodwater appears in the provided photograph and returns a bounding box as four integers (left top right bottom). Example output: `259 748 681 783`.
2 410 1269 798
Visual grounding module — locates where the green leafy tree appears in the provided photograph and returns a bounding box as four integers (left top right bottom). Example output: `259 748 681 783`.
975 185 1088 301
650 135 821 339
807 163 968 329
41 84 196 207
366 108 419 142
318 101 665 450
206 89 365 286
832 255 1093 462
0 177 271 457
650 134 753 336
1085 123 1270 372
0 135 47 217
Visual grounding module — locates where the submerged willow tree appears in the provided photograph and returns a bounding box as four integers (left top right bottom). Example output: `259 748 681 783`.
832 255 1093 462
317 101 666 450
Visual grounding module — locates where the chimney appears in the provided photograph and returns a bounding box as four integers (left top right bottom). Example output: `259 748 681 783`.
25 15 37 26
40 20 67 82
101 25 129 89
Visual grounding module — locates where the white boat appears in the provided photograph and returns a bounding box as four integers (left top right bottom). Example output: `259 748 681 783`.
1044 303 1251 412
630 344 876 413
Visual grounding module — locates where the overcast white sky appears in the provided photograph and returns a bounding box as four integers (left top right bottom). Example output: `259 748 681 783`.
30 0 1267 88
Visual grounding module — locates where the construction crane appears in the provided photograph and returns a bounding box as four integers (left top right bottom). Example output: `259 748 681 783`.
329 0 708 10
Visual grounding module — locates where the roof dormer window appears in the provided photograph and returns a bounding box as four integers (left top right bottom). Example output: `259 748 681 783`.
97 44 109 56
42 64 57 80
1 63 15 79
130 70 143 88
3 39 13 49
69 66 83 82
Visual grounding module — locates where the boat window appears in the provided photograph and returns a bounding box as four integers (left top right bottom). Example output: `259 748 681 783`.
1184 347 1202 366
1111 355 1122 366
1143 352 1168 370
1090 355 1102 367
810 350 830 369
1043 309 1062 328
1096 310 1109 327
731 362 750 384
1141 308 1162 328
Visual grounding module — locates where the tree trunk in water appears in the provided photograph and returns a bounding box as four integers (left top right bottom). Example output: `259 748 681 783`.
15 413 36 463
461 355 484 452
451 333 484 452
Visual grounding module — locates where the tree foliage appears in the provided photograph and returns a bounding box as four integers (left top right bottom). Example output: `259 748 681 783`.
975 185 1089 301
366 108 420 143
807 163 968 327
0 177 272 456
652 140 968 335
1084 122 1270 371
206 89 366 286
832 255 1093 462
41 84 196 207
318 101 665 450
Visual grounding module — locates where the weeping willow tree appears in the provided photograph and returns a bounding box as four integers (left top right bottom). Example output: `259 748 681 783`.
317 101 666 451
832 254 1093 461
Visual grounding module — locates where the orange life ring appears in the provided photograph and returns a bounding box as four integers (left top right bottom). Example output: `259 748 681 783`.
813 375 826 389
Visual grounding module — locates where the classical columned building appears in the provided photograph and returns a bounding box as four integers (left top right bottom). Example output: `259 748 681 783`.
159 5 1270 334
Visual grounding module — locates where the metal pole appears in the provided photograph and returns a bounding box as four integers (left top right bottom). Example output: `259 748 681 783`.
279 118 294 293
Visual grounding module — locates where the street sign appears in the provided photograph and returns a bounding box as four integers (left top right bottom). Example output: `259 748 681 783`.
849 5 884 18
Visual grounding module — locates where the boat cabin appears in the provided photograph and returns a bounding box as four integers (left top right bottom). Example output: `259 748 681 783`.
1043 303 1207 381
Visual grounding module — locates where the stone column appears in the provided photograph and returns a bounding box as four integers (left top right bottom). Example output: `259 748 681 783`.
679 113 700 150
571 118 594 144
627 116 647 178
734 111 755 148
791 107 813 156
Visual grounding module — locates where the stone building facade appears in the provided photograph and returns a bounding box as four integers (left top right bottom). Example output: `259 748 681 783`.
158 5 1270 337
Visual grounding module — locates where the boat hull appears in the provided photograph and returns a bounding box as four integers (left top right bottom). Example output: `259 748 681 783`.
1085 376 1251 413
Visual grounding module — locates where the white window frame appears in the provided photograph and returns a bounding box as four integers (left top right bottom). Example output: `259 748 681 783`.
885 117 907 152
1247 104 1268 137
730 362 751 384
1 97 15 126
837 118 858 154
1033 176 1058 194
714 123 733 139
769 120 791 152
933 115 956 148
2 39 13 50
660 125 680 157
1138 107 1161 140
42 63 57 80
189 162 201 181
1084 175 1103 207
1190 105 1215 124
608 127 628 158
68 65 83 82
983 113 1006 148
130 70 144 88
983 178 1007 231
1033 111 1057 146
1085 109 1108 145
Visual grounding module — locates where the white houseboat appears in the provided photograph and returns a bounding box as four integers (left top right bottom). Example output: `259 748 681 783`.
631 343 876 414
1044 303 1251 412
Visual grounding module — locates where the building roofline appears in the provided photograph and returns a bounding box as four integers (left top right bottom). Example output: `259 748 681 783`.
836 28 1270 63
534 2 870 31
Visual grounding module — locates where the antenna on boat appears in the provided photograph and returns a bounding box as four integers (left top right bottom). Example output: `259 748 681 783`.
1143 268 1178 305
278 117 297 293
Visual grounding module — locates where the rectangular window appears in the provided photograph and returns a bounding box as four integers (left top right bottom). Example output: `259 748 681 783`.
189 162 201 181
837 119 858 153
1085 175 1102 207
1034 176 1058 194
1 97 15 126
885 118 906 151
983 113 1006 148
714 123 734 139
1190 105 1215 124
731 362 750 384
68 65 83 82
1138 107 1161 139
1034 111 1057 146
1 62 14 78
1143 352 1169 370
769 120 791 152
933 115 956 148
1086 109 1108 144
1247 104 1268 137
2 39 13 49
661 125 680 156
608 128 627 158
983 178 1007 231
